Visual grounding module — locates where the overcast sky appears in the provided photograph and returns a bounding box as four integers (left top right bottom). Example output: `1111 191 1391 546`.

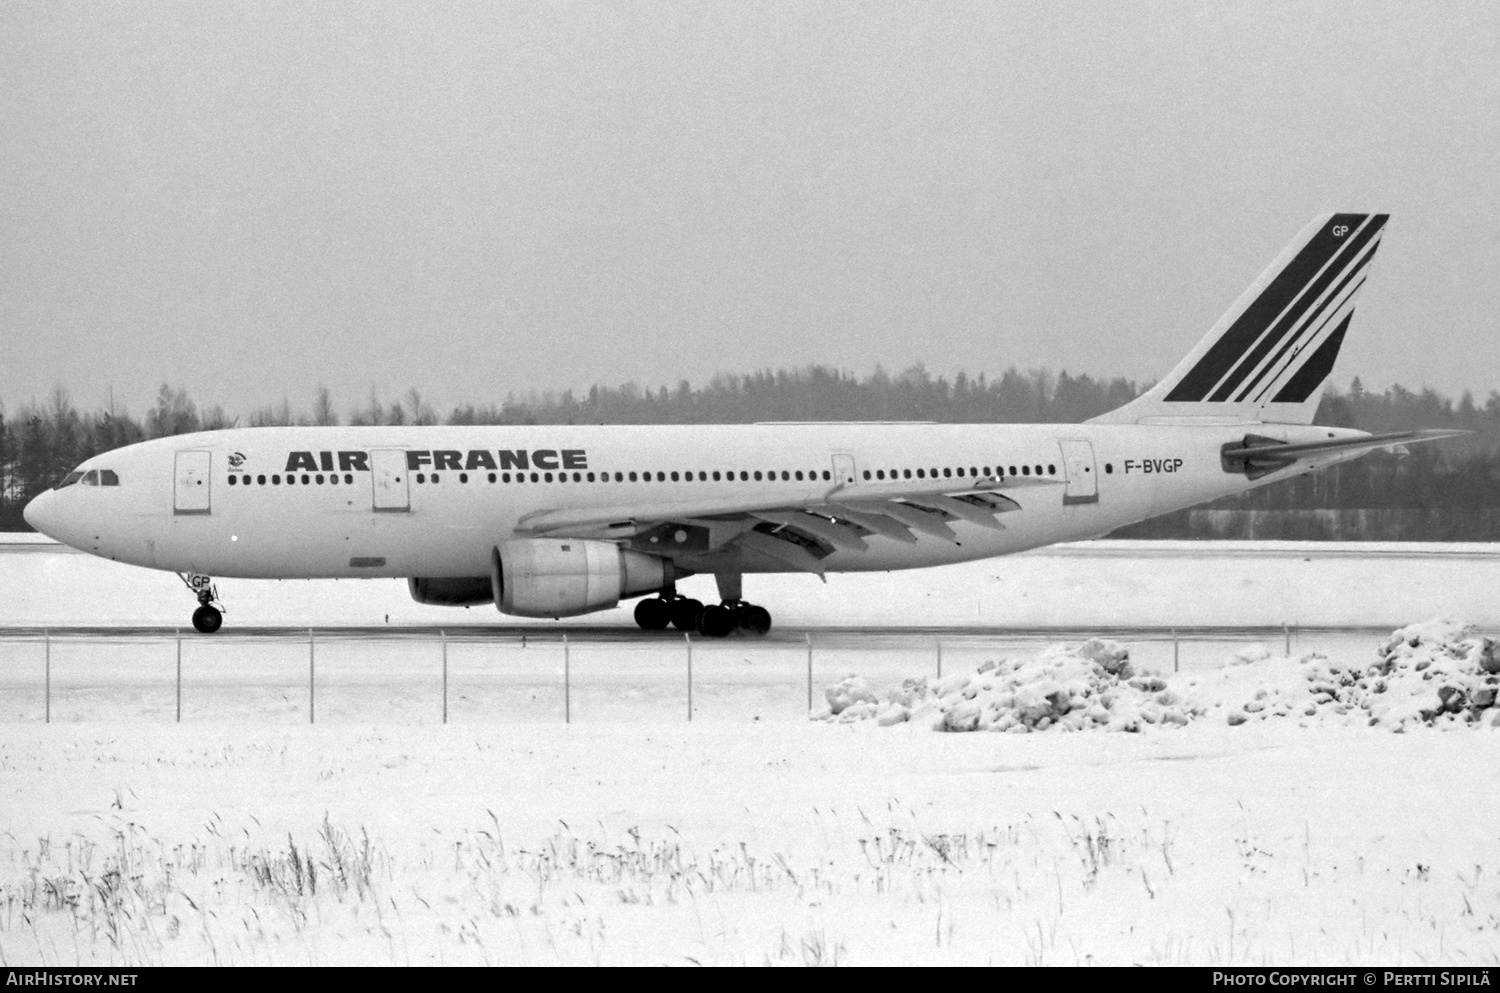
3 0 1497 417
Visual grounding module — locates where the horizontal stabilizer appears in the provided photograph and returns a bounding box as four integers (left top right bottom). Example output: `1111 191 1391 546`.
1221 429 1468 478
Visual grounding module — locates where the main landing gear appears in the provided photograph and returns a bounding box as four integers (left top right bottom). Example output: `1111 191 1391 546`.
701 572 771 637
632 581 773 639
633 593 704 633
179 573 225 634
696 600 771 638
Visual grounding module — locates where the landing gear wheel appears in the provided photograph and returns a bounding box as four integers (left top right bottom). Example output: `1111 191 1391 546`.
669 598 704 632
179 572 226 633
191 605 223 634
737 603 772 636
634 597 671 631
697 603 736 638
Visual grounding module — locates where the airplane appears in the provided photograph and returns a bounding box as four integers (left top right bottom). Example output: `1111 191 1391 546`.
23 212 1464 636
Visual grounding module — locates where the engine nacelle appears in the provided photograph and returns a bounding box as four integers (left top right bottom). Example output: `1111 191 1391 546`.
492 539 671 618
407 576 495 606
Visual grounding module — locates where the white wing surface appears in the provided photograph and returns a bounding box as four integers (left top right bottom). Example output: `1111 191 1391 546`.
515 474 1055 574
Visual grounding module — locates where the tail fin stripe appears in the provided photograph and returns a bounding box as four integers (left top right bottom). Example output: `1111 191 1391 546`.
1164 212 1367 402
1247 275 1366 404
1208 215 1385 401
1270 312 1353 403
1087 211 1388 428
1229 234 1380 403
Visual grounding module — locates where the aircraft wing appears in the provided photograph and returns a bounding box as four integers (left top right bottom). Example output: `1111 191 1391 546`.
514 474 1062 575
1221 428 1469 477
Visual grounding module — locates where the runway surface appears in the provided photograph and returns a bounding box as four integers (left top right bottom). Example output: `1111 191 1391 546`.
0 621 1394 642
1 536 1492 711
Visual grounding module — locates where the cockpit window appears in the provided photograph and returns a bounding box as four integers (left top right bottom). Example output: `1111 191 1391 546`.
54 468 118 489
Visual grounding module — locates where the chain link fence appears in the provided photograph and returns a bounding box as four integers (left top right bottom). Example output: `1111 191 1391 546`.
0 625 1389 725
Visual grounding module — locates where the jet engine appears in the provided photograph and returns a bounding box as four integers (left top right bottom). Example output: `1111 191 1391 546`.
491 538 673 618
407 576 494 606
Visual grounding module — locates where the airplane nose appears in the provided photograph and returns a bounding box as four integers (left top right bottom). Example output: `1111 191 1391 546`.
22 490 57 538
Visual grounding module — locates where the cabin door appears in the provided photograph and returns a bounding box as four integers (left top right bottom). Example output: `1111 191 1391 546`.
173 451 212 515
831 453 857 486
1058 439 1100 505
370 449 411 512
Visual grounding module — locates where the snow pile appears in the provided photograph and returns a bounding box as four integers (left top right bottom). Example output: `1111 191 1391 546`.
818 620 1500 733
815 638 1203 733
1186 653 1329 726
1227 644 1273 666
1208 618 1500 730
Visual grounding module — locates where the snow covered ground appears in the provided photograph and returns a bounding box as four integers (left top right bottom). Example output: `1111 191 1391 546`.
3 539 1500 965
4 720 1500 965
4 535 1500 629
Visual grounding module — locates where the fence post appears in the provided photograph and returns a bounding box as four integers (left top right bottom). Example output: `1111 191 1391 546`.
1283 622 1290 657
806 632 813 712
44 629 50 725
563 634 570 725
1173 628 1180 674
176 629 182 723
441 629 448 725
685 632 693 722
936 640 943 680
308 628 315 725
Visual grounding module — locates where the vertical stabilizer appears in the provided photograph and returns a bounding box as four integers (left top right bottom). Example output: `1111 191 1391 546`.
1090 213 1387 425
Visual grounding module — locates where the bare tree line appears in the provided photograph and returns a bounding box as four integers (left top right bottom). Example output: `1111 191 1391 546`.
3 367 1499 537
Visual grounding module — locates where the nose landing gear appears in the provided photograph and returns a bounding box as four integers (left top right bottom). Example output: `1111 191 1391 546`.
192 604 223 635
179 573 225 634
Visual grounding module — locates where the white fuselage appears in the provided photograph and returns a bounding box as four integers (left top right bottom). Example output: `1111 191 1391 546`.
25 421 1365 582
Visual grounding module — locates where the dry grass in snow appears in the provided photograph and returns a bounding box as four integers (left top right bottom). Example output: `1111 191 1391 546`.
5 620 1500 965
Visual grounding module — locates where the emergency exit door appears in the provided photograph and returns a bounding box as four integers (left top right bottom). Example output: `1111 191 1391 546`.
1059 439 1099 505
371 449 410 512
173 451 212 515
831 453 857 486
